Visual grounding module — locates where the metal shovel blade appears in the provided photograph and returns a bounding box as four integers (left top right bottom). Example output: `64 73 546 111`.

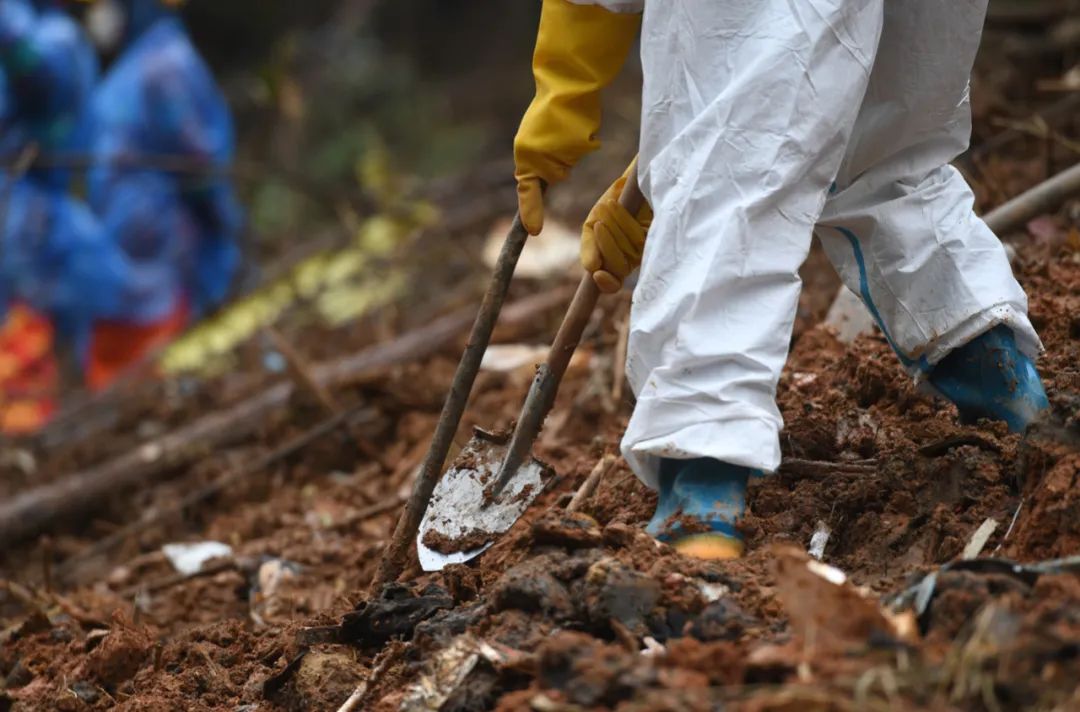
417 428 554 572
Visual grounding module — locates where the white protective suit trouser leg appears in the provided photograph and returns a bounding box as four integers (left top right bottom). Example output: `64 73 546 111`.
814 1 1039 374
623 0 1039 488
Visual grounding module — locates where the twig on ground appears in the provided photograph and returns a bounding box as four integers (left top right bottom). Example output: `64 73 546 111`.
919 434 1002 458
965 93 1080 166
995 497 1025 554
330 496 407 532
988 115 1080 156
336 644 404 712
118 557 243 599
264 327 342 415
961 518 999 560
984 161 1080 236
778 459 878 478
567 455 617 513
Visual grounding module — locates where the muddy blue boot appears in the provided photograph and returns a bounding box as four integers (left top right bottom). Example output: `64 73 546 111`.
646 457 754 560
928 325 1049 432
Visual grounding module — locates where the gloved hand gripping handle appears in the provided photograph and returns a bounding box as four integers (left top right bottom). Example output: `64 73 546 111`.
492 163 644 494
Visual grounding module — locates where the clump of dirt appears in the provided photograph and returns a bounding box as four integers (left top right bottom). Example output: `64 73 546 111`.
84 625 153 689
421 527 496 555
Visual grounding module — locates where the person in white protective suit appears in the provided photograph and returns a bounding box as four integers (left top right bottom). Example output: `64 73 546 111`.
513 0 1050 560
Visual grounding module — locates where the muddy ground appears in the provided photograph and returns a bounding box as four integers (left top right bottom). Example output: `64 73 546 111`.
3 21 1080 712
1 208 1077 711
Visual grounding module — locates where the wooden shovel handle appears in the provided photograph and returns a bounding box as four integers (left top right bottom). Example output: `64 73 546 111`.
491 164 645 494
548 162 644 384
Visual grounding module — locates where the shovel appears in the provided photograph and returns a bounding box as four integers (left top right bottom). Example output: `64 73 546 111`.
418 167 645 571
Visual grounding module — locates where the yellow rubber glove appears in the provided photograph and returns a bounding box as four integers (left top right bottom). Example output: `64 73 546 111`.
513 0 641 235
581 161 652 293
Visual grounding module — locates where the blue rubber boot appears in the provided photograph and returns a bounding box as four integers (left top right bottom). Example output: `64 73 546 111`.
928 325 1049 433
646 457 754 560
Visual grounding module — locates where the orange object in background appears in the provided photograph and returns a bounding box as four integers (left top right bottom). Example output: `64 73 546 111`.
0 304 59 435
86 300 188 392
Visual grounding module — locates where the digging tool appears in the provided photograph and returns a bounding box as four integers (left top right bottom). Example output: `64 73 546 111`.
371 214 532 589
417 168 645 571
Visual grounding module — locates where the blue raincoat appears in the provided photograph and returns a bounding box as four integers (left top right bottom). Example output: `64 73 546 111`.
0 0 129 359
89 10 242 324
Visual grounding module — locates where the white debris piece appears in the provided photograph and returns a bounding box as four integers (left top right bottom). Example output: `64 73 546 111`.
962 518 999 560
161 541 233 575
480 344 549 372
808 520 832 560
400 635 482 712
483 217 580 279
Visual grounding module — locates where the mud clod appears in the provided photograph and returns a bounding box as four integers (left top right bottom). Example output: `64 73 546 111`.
84 628 151 688
340 583 453 647
491 557 575 621
531 510 603 549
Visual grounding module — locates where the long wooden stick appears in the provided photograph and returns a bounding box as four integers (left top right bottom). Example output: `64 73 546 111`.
982 161 1080 236
567 455 616 513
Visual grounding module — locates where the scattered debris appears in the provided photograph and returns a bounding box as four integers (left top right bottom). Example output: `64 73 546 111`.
399 634 486 711
961 518 999 560
480 344 549 373
771 546 916 655
161 541 234 576
808 520 831 560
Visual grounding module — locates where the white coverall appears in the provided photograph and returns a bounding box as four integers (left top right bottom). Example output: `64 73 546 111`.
576 0 1041 487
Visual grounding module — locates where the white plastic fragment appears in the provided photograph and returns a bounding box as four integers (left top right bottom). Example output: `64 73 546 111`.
806 558 848 586
808 520 832 560
696 581 730 603
961 518 999 560
161 541 233 575
641 636 666 657
139 442 163 463
480 344 549 372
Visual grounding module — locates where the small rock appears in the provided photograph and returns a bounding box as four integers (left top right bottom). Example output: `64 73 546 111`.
5 660 33 688
688 599 759 642
441 564 482 603
531 511 603 550
69 681 101 705
583 559 661 636
602 522 637 549
491 559 576 621
414 603 487 644
340 583 453 647
85 628 151 688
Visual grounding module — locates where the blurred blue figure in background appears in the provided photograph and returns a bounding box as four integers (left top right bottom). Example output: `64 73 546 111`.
0 0 130 430
0 0 98 184
85 0 243 388
85 0 243 386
